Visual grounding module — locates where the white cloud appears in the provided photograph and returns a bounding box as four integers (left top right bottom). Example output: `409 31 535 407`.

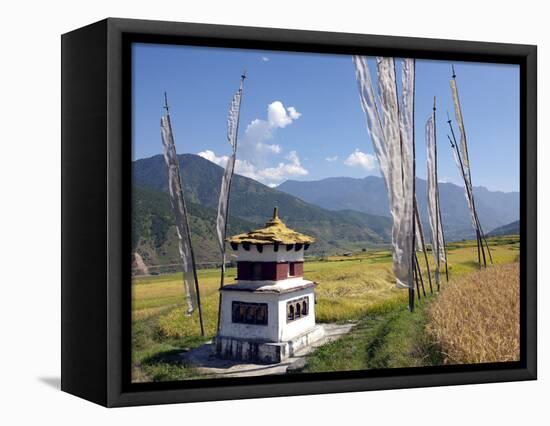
261 56 270 62
267 101 300 129
235 159 257 177
198 150 228 167
287 150 301 165
264 144 281 154
199 150 255 178
198 149 307 186
439 177 456 184
244 118 271 144
199 100 305 187
344 149 377 170
242 118 281 157
255 151 308 183
239 100 301 169
326 155 339 162
287 106 302 120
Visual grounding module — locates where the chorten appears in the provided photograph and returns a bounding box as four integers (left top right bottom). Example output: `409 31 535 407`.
213 207 324 363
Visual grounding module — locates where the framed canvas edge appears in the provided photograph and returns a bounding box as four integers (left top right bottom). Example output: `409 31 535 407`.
61 18 110 407
95 18 536 407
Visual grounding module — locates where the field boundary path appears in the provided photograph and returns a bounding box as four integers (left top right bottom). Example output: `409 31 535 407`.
181 322 356 378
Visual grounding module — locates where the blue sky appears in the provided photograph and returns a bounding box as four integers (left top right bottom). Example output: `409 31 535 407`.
132 43 520 192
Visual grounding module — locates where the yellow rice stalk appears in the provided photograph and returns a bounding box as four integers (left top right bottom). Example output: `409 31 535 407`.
427 263 520 364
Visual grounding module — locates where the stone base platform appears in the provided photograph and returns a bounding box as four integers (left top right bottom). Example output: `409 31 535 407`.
213 325 325 364
181 322 356 378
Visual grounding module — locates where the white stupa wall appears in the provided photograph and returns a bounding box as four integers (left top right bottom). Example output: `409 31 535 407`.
218 291 280 342
231 244 305 263
277 289 316 341
218 285 316 343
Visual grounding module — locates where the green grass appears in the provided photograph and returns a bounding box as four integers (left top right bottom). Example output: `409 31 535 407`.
131 235 519 382
131 310 207 382
303 296 442 373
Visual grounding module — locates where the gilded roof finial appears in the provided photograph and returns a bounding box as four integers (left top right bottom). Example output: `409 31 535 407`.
266 206 282 227
227 206 314 245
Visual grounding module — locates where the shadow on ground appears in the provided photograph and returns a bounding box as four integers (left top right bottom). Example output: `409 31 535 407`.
38 377 61 389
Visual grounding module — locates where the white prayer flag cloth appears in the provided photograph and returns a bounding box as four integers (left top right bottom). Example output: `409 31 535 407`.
425 115 447 265
450 140 477 231
161 115 198 314
353 56 415 289
414 200 425 253
216 79 243 254
450 78 472 179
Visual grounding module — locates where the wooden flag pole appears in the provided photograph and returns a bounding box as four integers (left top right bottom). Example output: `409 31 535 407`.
480 226 494 264
414 200 433 294
216 72 246 332
164 93 205 336
409 59 420 305
409 59 417 312
215 254 225 332
413 257 421 301
477 230 483 267
446 113 480 251
432 96 448 288
389 58 415 311
447 117 486 267
182 191 205 337
452 66 476 205
450 68 494 266
413 253 421 300
449 130 483 265
413 253 422 302
409 59 420 312
475 214 492 264
473 211 493 265
447 132 488 267
415 253 427 297
439 204 450 283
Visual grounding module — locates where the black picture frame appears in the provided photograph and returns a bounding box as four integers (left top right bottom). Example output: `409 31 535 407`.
61 17 537 407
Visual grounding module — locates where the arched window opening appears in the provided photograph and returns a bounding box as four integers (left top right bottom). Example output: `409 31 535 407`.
286 296 309 322
287 304 295 321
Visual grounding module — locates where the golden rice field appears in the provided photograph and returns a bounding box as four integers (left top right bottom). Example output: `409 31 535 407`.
427 262 520 364
131 235 519 382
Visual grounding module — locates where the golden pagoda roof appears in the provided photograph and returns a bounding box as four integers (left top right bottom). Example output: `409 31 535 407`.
227 207 315 245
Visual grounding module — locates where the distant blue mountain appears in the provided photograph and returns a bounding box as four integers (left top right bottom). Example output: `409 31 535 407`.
132 154 393 264
278 176 519 241
488 220 520 237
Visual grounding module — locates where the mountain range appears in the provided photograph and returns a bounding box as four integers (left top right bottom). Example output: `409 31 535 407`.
487 220 520 237
278 176 519 241
132 154 392 266
132 154 519 268
132 185 256 267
